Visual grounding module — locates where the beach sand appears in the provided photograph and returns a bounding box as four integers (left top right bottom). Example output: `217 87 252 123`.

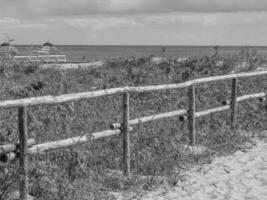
139 134 267 200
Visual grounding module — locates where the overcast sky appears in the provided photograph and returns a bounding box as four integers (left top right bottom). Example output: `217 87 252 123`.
0 0 267 45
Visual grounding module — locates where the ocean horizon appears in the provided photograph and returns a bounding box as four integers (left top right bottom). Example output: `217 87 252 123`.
13 45 267 62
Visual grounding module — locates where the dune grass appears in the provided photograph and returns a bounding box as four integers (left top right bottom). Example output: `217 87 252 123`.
0 50 267 199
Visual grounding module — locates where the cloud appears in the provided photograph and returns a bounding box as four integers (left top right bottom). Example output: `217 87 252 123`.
50 17 144 30
0 17 47 29
0 17 20 26
4 11 267 45
44 12 267 30
1 0 267 19
1 10 266 31
1 1 267 45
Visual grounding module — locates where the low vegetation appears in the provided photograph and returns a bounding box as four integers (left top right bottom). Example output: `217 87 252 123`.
0 49 267 199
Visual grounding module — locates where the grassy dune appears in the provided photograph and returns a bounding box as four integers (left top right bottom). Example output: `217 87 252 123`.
0 51 267 199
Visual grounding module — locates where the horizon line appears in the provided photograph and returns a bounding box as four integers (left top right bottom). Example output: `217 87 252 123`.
12 44 267 47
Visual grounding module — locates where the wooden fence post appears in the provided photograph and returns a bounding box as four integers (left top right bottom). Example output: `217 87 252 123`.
122 92 130 177
188 85 196 145
230 78 238 129
18 107 28 200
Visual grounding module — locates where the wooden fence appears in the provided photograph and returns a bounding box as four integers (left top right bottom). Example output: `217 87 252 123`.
0 70 267 200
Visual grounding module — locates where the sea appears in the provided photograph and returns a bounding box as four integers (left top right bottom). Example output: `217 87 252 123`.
14 45 267 63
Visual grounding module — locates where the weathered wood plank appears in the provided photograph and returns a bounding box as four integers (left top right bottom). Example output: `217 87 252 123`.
0 71 266 109
129 71 267 93
188 85 196 146
111 109 187 129
237 92 266 102
122 93 130 177
196 92 266 117
27 128 134 154
0 88 129 109
18 107 28 200
231 78 238 128
195 105 230 118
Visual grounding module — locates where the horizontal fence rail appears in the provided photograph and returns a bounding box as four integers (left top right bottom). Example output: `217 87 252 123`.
111 92 266 129
0 70 266 200
0 70 266 109
111 109 188 129
27 128 132 155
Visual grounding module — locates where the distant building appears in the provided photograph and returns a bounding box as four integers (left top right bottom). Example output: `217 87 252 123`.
0 42 18 60
14 42 67 63
34 42 62 55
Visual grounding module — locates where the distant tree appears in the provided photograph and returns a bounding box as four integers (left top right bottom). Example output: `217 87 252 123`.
213 45 219 57
161 46 166 59
82 56 86 62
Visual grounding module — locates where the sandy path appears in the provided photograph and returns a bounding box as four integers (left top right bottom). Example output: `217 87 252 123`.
140 138 267 200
